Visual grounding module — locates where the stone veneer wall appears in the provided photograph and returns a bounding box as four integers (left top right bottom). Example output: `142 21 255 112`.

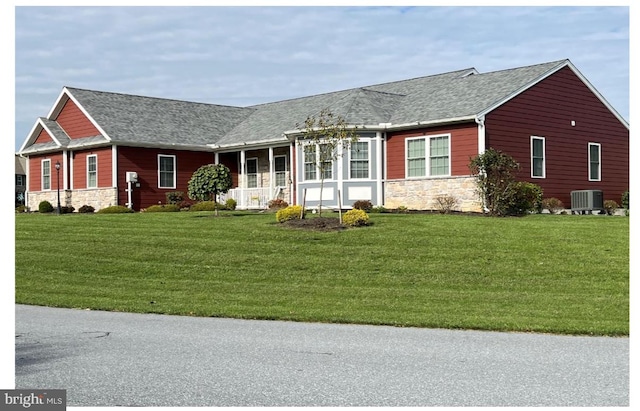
384 176 482 212
28 188 118 211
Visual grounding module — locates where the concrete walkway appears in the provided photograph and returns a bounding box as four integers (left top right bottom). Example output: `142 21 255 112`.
15 304 629 406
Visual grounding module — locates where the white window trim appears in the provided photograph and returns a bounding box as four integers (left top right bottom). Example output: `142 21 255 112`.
87 154 97 189
274 155 287 187
349 139 371 180
158 154 176 189
588 142 602 182
246 157 259 188
42 159 51 190
302 142 335 182
405 134 451 178
530 136 546 179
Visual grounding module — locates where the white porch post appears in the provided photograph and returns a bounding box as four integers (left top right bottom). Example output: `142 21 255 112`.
289 142 295 205
376 132 383 206
214 152 219 164
268 146 274 200
240 149 246 209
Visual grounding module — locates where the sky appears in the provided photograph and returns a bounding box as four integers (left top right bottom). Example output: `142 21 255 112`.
10 2 632 154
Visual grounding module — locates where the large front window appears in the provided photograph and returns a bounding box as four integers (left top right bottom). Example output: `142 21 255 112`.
406 135 450 177
42 159 51 190
87 155 97 188
158 155 176 189
304 145 317 181
350 141 369 179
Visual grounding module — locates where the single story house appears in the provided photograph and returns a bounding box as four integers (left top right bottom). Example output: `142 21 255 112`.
17 59 629 212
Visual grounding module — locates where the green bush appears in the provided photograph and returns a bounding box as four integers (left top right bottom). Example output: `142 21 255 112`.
276 205 304 222
189 201 219 212
621 191 629 209
352 200 373 212
395 205 409 214
60 206 75 214
97 205 134 214
225 198 237 211
503 182 543 216
78 205 95 213
145 204 181 212
268 198 288 209
342 209 370 227
38 200 54 213
370 206 388 213
165 191 184 205
604 200 619 216
542 197 564 214
15 205 29 213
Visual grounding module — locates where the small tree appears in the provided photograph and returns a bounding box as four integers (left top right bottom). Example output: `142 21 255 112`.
469 148 520 215
187 164 233 216
297 109 358 216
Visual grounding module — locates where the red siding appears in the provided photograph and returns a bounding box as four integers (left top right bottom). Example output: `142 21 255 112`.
34 128 53 144
28 154 65 191
485 66 629 206
73 148 113 189
55 98 101 138
117 146 215 210
218 152 239 188
386 122 478 179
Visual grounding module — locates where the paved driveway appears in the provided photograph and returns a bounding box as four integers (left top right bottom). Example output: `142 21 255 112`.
15 304 628 406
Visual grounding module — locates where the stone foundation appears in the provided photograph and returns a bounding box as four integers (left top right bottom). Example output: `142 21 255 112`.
384 176 482 212
28 188 118 212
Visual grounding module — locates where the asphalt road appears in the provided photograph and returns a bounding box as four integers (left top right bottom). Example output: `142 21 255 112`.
15 304 629 407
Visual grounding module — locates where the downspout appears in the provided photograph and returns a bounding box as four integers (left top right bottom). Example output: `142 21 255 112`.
475 115 486 155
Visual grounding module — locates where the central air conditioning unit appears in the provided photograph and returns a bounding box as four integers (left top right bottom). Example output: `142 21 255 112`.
571 190 603 212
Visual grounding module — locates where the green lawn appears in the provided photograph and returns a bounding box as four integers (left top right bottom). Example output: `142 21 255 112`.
14 211 629 336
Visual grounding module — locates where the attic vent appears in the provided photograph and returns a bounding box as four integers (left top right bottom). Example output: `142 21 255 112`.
570 190 603 213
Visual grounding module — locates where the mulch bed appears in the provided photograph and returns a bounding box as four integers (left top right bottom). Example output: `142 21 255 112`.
283 217 347 231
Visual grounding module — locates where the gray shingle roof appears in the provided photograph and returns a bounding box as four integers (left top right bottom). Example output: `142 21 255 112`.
25 59 571 152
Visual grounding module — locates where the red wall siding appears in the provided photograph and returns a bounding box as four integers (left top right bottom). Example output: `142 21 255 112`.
218 152 239 188
55 98 101 138
485 66 629 206
72 148 113 189
28 154 65 191
386 122 478 179
117 146 215 210
34 128 53 144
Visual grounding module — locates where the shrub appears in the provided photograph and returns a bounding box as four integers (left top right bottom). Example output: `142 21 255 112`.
370 206 388 213
15 205 29 213
78 205 95 213
604 200 619 216
621 191 629 209
225 198 238 211
97 205 134 214
38 200 54 213
189 201 219 212
503 181 543 216
352 200 373 212
342 209 370 227
165 191 184 205
60 206 75 214
145 204 181 212
434 195 458 214
268 198 289 209
276 205 304 222
542 197 564 214
395 205 409 214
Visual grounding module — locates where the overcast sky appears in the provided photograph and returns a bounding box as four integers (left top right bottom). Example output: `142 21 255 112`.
10 3 631 153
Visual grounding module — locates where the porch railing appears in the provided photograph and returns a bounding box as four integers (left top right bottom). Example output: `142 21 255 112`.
219 187 285 209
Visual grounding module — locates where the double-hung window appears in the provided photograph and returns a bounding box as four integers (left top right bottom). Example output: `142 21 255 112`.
274 155 287 186
246 158 258 188
158 155 176 189
350 141 369 179
406 134 450 177
87 155 97 188
588 143 601 181
531 136 545 178
319 144 333 180
304 145 317 181
42 159 51 190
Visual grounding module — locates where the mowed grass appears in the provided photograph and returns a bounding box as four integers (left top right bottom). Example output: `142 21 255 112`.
15 211 629 336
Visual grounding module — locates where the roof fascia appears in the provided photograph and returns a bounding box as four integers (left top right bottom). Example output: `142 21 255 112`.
18 118 64 154
209 137 291 150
